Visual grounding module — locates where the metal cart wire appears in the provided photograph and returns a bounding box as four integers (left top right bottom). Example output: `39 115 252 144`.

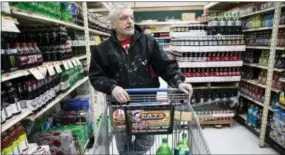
93 88 211 155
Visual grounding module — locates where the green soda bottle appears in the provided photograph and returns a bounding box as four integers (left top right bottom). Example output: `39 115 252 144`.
156 138 173 155
174 133 190 155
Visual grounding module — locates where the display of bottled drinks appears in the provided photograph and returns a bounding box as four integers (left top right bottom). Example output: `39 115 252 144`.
277 29 285 47
247 103 263 130
88 12 111 33
181 67 241 77
270 108 285 148
244 30 271 46
170 35 245 46
240 81 265 102
1 123 29 155
170 51 243 62
239 2 276 17
243 49 261 63
207 13 242 35
152 32 169 38
170 24 208 35
272 72 285 90
10 2 78 24
156 133 190 155
1 63 84 119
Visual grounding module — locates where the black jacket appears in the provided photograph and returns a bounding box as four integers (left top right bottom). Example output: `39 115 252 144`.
89 25 185 94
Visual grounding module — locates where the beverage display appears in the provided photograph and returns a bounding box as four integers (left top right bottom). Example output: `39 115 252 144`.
277 29 285 47
88 13 111 33
239 2 276 17
156 138 173 155
170 24 208 36
269 108 285 148
246 104 262 129
245 31 272 46
208 13 242 35
181 67 241 77
170 52 243 62
152 32 170 38
240 81 265 102
170 35 244 46
1 123 29 155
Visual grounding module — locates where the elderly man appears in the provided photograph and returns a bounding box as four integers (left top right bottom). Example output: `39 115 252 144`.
89 4 193 155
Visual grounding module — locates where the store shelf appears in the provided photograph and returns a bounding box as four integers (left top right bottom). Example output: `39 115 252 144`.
204 2 244 12
243 27 273 32
136 21 199 26
89 28 110 36
1 55 87 82
246 46 285 50
1 109 32 133
185 76 241 83
22 143 39 155
240 5 285 18
240 94 273 111
27 77 89 121
89 41 96 46
178 61 243 68
171 45 246 52
236 114 260 137
170 32 207 38
11 7 85 31
241 79 266 88
267 137 285 155
243 63 268 70
155 37 171 39
243 63 285 72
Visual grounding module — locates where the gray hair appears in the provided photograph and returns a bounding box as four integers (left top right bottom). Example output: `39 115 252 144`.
109 4 132 21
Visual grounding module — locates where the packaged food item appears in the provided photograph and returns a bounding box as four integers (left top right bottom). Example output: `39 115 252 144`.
113 108 126 129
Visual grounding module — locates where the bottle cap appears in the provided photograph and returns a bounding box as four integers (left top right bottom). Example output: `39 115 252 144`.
162 137 168 143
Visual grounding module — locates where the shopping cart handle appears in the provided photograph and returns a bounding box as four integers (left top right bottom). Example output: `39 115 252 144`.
125 88 168 93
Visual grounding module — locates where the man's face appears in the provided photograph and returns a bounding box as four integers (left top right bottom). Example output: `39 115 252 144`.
113 8 135 36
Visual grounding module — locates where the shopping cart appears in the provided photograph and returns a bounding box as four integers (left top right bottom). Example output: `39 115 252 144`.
93 88 211 155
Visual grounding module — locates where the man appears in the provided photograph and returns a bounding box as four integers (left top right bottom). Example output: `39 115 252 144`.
89 4 192 155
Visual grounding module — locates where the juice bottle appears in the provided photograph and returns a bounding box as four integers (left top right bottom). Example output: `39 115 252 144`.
15 123 29 153
8 127 21 155
156 138 173 155
1 132 13 155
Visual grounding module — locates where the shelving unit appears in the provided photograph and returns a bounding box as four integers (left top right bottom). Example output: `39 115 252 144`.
241 79 280 93
1 2 111 154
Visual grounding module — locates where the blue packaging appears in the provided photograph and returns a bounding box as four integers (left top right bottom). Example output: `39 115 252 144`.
62 98 90 111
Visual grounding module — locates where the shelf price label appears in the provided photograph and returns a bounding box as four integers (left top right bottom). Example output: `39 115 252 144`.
62 61 69 70
72 59 78 66
67 60 74 68
38 65 47 77
47 64 56 76
54 64 62 73
29 68 44 80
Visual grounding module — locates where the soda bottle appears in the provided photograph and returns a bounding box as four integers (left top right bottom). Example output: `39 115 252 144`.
156 138 173 155
175 133 190 155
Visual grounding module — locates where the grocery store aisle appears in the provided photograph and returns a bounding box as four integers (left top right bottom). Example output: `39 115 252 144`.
202 121 279 154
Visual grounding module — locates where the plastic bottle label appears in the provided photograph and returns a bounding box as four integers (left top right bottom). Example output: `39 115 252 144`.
1 108 6 123
5 104 13 118
26 99 37 111
10 103 20 114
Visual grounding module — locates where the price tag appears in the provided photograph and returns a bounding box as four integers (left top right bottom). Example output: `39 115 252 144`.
67 60 74 68
47 65 56 76
38 65 47 77
29 68 44 80
62 61 70 70
76 59 82 66
55 64 62 73
72 59 78 66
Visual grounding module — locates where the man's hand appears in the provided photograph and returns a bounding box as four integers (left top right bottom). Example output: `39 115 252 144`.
178 83 193 96
111 86 130 104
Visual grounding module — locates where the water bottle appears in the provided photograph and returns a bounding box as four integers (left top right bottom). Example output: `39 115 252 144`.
252 106 257 128
247 104 252 126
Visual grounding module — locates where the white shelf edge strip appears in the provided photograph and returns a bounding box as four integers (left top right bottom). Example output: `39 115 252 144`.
89 29 110 36
240 94 273 111
243 27 273 32
28 77 89 120
1 55 87 82
185 76 241 83
241 79 281 92
178 61 243 68
171 45 246 52
246 46 285 50
243 63 285 72
1 109 32 133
